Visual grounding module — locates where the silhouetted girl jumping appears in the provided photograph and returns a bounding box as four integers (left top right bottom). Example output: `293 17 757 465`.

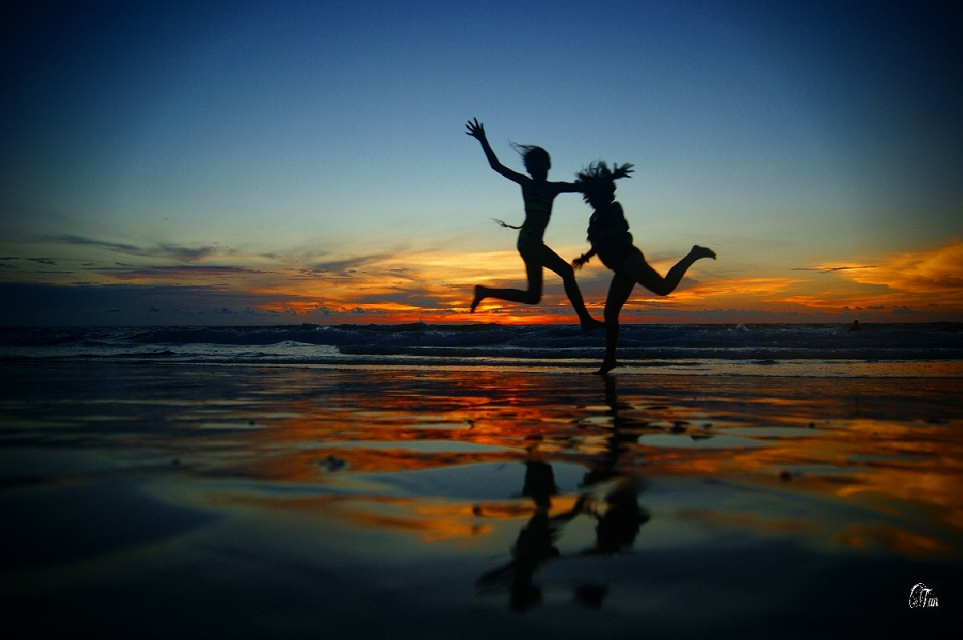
573 161 716 374
465 118 630 331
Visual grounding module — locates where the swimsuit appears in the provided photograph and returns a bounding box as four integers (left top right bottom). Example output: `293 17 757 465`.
519 186 554 238
515 183 556 249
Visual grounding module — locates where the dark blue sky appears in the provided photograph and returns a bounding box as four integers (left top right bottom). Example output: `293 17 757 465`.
2 1 961 324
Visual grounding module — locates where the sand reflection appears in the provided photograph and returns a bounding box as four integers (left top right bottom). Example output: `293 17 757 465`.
38 365 958 562
134 367 962 608
2 363 962 628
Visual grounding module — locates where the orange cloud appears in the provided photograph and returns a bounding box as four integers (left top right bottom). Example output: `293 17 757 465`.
220 240 963 322
699 276 801 296
825 241 963 295
787 240 963 316
12 232 963 324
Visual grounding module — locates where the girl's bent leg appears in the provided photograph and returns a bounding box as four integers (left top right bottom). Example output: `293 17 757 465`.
625 246 715 297
474 282 542 306
541 245 604 332
471 256 543 311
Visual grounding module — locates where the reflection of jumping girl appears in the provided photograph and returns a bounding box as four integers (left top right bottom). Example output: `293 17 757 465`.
573 162 716 374
465 118 630 331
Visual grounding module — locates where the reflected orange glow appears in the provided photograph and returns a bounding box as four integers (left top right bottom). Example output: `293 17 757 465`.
335 500 496 544
155 369 963 560
678 509 826 536
333 493 585 544
835 523 953 557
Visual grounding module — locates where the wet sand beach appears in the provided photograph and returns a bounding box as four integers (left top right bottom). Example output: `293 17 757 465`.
1 362 959 638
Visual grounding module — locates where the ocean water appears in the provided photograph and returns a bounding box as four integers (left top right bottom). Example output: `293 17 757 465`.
1 322 962 377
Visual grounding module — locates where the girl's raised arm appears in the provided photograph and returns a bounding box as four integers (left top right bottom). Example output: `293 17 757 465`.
465 118 527 184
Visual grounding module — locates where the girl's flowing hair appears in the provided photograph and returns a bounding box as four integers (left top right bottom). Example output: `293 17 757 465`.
576 161 632 204
511 143 551 174
576 161 617 203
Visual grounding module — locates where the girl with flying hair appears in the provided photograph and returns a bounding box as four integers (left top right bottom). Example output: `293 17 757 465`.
573 161 716 374
465 118 630 331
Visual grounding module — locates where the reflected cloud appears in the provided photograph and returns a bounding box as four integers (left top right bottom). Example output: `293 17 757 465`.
835 522 953 558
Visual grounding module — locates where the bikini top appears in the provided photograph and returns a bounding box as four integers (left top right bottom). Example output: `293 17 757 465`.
520 184 555 236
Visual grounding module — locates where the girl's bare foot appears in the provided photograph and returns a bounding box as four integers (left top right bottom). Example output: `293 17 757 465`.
581 318 605 333
596 357 618 375
470 285 484 313
692 245 716 260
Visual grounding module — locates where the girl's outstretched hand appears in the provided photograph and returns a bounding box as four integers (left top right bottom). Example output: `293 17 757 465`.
613 163 635 179
465 118 486 141
572 254 591 270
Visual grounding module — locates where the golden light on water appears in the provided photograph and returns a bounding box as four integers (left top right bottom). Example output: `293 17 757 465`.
134 368 963 559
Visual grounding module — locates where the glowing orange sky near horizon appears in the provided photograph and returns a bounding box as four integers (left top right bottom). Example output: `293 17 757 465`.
263 239 963 322
9 237 956 325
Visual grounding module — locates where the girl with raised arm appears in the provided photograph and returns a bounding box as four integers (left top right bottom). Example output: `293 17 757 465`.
465 118 629 332
572 162 716 374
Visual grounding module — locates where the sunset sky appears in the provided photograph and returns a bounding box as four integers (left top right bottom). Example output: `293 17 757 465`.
2 0 961 325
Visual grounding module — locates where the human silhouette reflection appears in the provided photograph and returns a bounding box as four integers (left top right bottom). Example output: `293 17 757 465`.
572 376 649 606
477 377 649 611
582 375 641 487
465 118 630 332
476 460 585 611
572 161 716 374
